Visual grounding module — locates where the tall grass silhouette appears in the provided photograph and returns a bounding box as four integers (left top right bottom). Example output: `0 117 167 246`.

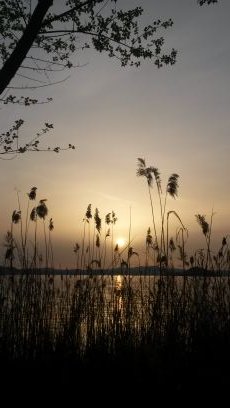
1 163 230 400
4 188 52 270
137 158 187 270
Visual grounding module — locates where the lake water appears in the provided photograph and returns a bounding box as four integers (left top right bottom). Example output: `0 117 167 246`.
1 272 230 353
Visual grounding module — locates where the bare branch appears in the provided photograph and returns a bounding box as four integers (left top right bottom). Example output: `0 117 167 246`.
7 75 71 90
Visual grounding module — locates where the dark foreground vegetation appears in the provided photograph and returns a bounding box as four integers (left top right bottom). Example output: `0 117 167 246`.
1 167 230 403
1 272 230 403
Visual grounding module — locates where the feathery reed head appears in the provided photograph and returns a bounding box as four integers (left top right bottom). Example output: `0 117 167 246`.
195 214 209 236
137 157 146 168
73 243 80 253
136 158 146 177
85 204 92 220
112 211 117 224
12 210 21 224
94 208 101 233
30 207 37 221
146 227 153 246
167 174 179 198
28 187 37 201
48 218 54 231
150 166 161 191
136 157 161 189
36 200 48 219
136 158 153 187
105 213 111 225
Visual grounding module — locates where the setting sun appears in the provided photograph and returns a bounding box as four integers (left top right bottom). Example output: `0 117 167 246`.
116 238 126 248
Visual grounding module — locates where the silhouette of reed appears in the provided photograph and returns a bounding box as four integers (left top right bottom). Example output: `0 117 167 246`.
136 158 184 271
1 167 230 401
1 271 230 401
4 188 52 271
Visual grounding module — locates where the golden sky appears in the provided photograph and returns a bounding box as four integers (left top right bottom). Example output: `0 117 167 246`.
1 0 230 268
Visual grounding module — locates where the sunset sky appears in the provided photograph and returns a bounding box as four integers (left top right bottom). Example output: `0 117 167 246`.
1 0 230 268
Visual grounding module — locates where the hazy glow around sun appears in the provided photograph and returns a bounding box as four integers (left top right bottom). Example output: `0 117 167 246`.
116 238 126 248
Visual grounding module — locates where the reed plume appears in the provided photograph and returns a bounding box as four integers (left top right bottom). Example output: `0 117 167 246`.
195 213 214 270
81 204 92 270
48 218 54 268
136 158 159 250
161 174 179 257
27 187 37 201
12 210 21 224
167 174 179 198
94 208 101 234
36 199 48 268
36 199 48 219
195 214 209 236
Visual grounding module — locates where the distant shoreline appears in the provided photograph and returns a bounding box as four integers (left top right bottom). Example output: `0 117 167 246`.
0 266 229 277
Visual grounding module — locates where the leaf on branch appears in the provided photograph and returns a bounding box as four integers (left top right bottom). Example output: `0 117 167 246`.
0 120 76 158
198 0 218 5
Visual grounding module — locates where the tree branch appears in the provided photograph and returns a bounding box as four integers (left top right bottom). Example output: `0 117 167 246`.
0 0 53 95
42 0 95 26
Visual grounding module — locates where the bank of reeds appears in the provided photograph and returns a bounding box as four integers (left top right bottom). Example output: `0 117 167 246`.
1 164 230 401
1 271 230 400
